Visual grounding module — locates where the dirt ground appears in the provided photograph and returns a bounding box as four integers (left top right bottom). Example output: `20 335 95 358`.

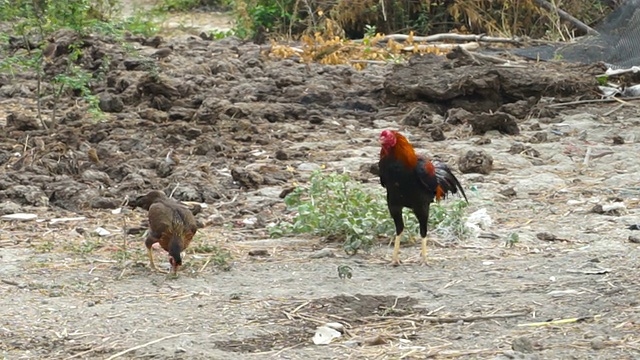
2 6 640 360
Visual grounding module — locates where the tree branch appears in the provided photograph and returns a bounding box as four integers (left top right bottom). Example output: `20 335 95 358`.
532 0 599 36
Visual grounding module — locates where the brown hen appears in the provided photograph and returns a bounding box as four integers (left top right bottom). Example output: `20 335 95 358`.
135 190 198 275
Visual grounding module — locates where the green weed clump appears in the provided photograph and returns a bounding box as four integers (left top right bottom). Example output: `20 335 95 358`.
270 171 469 255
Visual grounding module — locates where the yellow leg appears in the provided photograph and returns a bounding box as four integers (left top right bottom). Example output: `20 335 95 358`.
147 248 167 273
391 233 402 266
420 236 430 266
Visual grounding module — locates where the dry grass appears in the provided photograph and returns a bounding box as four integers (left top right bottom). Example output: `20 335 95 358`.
269 29 448 70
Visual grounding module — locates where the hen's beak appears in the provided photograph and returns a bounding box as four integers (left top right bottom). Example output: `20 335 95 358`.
378 136 385 145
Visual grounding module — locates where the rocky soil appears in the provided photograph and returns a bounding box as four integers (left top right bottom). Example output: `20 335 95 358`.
1 19 640 360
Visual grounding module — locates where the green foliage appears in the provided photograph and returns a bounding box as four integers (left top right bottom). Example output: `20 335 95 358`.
208 28 235 39
505 232 520 248
155 0 201 12
270 171 470 255
153 0 230 12
596 75 609 86
233 0 297 39
363 24 377 38
190 240 233 271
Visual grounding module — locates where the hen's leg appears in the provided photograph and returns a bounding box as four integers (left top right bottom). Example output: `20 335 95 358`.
145 235 167 273
389 206 404 266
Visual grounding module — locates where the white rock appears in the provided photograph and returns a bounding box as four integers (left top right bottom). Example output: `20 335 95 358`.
313 326 342 345
297 162 321 171
1 213 37 220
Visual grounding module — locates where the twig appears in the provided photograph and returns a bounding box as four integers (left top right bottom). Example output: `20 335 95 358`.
291 300 310 314
169 183 179 198
583 146 592 166
349 60 388 65
105 332 194 360
198 256 212 272
355 33 522 44
590 151 613 160
403 42 480 52
546 96 640 108
370 312 527 323
1 279 20 286
603 104 624 116
532 0 599 35
215 194 238 209
518 315 601 327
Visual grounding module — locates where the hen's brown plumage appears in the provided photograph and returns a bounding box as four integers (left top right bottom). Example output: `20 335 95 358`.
136 190 197 275
378 130 467 265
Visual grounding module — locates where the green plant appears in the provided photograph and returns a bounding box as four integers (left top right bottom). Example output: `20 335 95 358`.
209 28 235 39
505 232 520 248
190 239 232 271
596 74 609 86
50 46 106 121
363 24 377 38
233 0 297 39
270 171 470 255
154 0 200 12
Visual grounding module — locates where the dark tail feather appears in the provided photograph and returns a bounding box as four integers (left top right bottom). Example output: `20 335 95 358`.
434 161 468 202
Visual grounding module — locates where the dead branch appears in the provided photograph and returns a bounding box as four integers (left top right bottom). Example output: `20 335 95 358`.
356 33 522 44
371 312 527 323
532 0 599 36
402 42 480 52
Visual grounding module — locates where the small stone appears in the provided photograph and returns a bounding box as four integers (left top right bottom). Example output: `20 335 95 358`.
430 127 446 141
499 187 517 197
6 112 39 130
275 149 289 160
309 115 324 124
467 112 520 135
0 201 22 215
511 336 534 353
536 232 558 241
445 108 472 125
590 337 606 350
628 235 640 244
91 197 120 209
612 135 624 145
248 249 270 256
297 162 321 171
98 93 124 113
474 137 492 145
458 150 493 175
529 132 547 143
309 248 335 259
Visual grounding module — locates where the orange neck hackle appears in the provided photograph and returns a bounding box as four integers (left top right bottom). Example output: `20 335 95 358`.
380 131 418 169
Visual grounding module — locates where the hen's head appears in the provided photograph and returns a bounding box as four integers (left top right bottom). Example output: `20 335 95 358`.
379 130 398 150
169 255 181 275
168 241 183 275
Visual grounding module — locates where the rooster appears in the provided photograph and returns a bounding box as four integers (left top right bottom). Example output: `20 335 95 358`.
378 130 468 266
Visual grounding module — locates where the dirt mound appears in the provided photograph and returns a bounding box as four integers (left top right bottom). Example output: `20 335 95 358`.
0 34 387 216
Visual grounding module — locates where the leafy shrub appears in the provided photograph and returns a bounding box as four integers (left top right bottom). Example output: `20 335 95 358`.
270 171 470 255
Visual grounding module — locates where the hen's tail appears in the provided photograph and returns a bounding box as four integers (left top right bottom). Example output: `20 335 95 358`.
433 160 468 202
